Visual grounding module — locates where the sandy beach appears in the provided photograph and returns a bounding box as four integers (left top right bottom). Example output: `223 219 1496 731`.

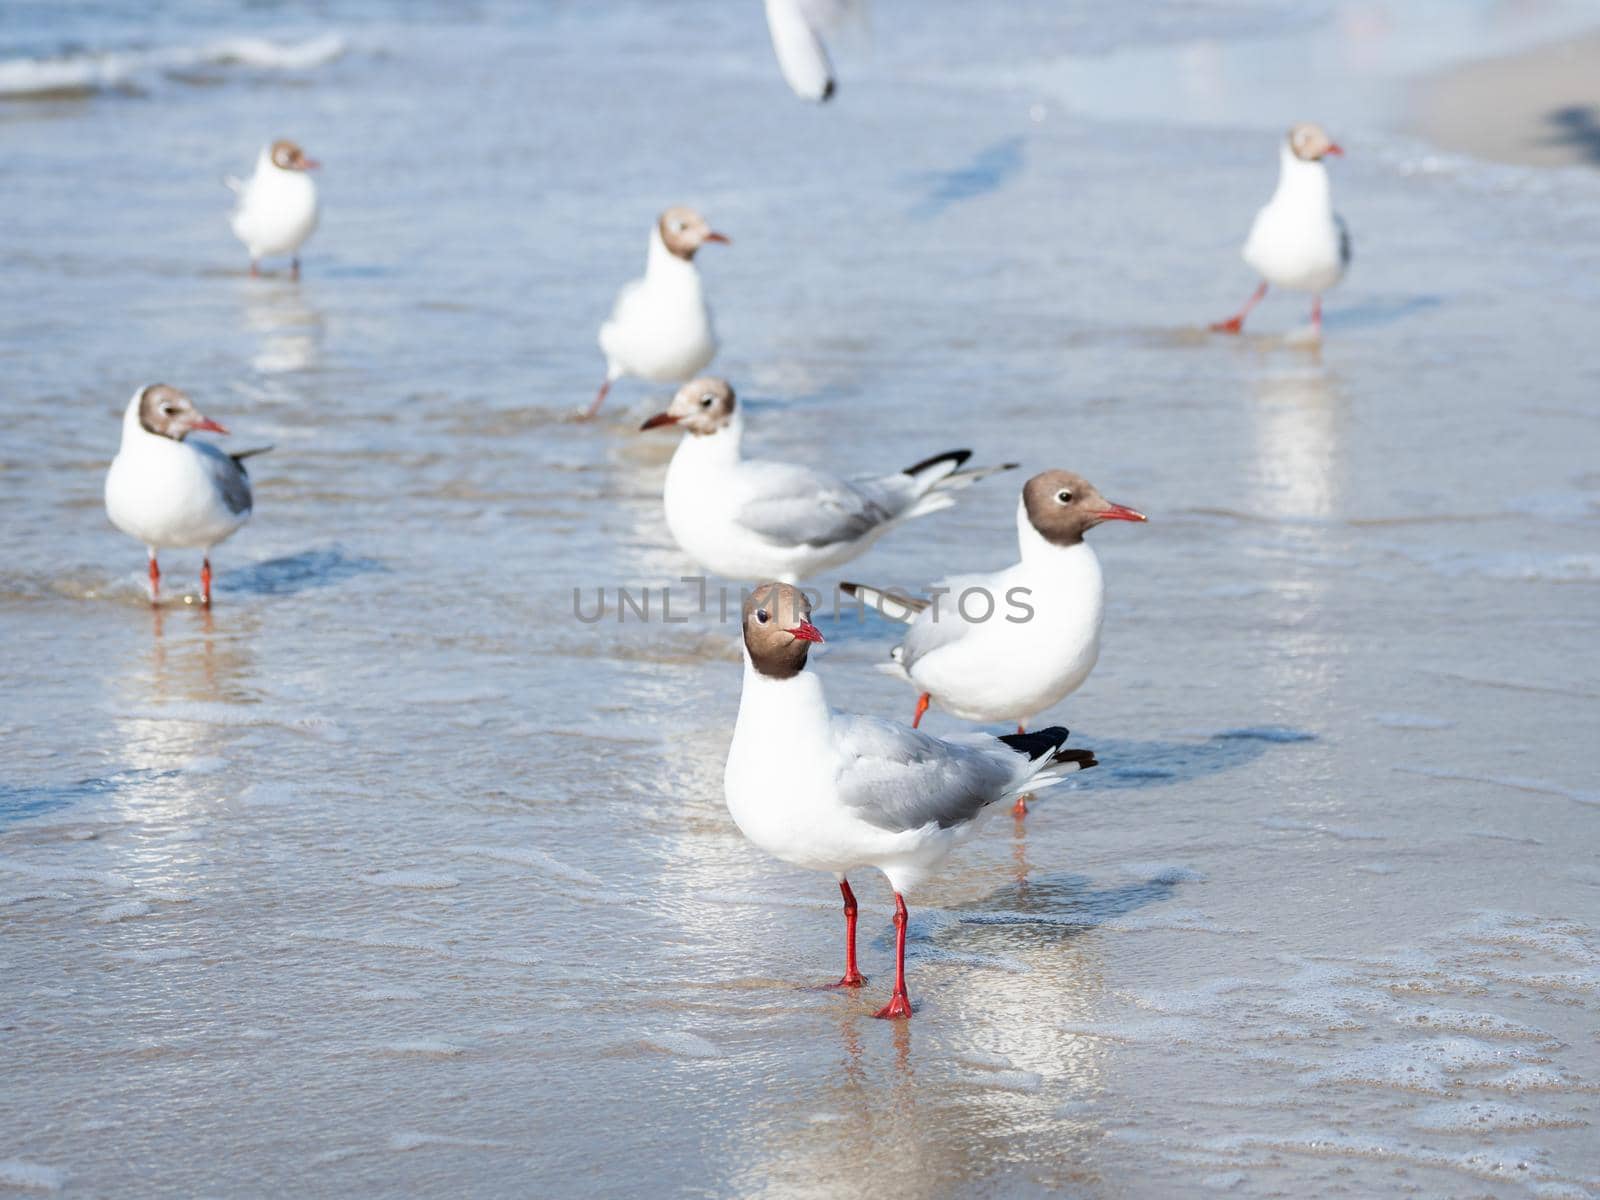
1412 30 1600 167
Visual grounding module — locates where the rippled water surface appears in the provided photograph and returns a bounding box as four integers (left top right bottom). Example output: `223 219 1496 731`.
3 2 1598 1196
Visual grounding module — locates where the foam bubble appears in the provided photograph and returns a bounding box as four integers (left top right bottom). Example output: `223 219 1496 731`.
1411 1100 1585 1133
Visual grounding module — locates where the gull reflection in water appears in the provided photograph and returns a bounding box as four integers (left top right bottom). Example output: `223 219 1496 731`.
1250 363 1345 521
115 604 257 774
242 278 324 375
1250 361 1347 712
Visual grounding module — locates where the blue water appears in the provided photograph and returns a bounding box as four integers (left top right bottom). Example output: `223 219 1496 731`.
2 2 1599 1197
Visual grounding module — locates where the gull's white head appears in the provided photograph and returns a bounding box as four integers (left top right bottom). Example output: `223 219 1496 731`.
1022 470 1147 548
639 377 737 437
134 384 229 442
1287 122 1343 162
658 206 729 260
742 582 825 679
269 139 320 172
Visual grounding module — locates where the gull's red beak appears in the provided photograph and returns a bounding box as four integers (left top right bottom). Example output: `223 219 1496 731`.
190 417 229 435
299 157 321 170
639 412 680 431
703 231 731 245
1095 503 1147 523
787 621 824 643
1324 144 1344 157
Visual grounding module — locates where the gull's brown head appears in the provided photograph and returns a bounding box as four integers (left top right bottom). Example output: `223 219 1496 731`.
1022 470 1146 547
270 139 319 171
1288 122 1342 162
742 582 824 679
640 377 737 436
658 206 729 260
137 384 228 441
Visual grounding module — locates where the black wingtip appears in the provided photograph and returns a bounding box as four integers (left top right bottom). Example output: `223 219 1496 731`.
839 582 861 598
821 78 836 102
998 725 1070 759
1055 748 1098 772
901 449 973 478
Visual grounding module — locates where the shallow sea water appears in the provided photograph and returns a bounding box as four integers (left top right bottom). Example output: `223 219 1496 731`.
2 2 1598 1196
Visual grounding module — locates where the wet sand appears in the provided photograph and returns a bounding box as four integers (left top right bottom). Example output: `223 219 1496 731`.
1411 30 1600 168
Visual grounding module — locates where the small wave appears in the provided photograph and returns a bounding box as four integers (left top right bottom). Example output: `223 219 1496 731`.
0 1161 65 1193
0 34 346 101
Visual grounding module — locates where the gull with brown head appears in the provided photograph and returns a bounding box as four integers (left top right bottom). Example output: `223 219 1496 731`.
640 377 1015 583
842 468 1145 815
724 581 1098 1018
1211 122 1350 338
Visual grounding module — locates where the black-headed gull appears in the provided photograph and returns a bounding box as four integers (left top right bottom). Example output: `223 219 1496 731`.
227 139 320 278
586 207 728 419
105 385 266 606
725 582 1097 1018
1212 123 1350 338
764 0 835 102
843 469 1144 815
640 378 1015 583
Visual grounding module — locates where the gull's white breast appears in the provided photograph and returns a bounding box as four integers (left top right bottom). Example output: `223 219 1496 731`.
909 545 1105 723
105 438 249 550
231 162 319 260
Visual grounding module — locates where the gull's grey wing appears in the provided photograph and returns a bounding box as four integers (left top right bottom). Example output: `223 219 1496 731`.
1336 213 1352 268
193 440 254 516
831 712 1015 833
896 568 1008 671
733 460 904 549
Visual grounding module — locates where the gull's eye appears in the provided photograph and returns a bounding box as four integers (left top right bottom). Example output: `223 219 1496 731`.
755 609 769 624
700 394 715 408
1056 489 1073 504
671 220 687 233
161 404 178 416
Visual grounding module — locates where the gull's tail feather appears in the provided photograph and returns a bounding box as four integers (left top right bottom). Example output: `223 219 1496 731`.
997 726 1098 791
897 451 1014 520
900 449 971 487
841 581 927 624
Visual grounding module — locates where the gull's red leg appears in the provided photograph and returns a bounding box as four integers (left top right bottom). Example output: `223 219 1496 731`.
1311 295 1323 338
1211 281 1268 334
290 257 301 281
1013 722 1033 817
147 552 161 605
873 893 914 1019
582 378 612 420
200 558 213 607
831 878 866 988
911 693 930 728
250 261 260 278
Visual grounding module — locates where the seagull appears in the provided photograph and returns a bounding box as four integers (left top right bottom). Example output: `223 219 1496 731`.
105 385 266 606
227 138 320 278
640 378 1015 583
842 469 1144 815
764 0 835 102
586 207 728 419
1212 123 1350 338
725 582 1097 1018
